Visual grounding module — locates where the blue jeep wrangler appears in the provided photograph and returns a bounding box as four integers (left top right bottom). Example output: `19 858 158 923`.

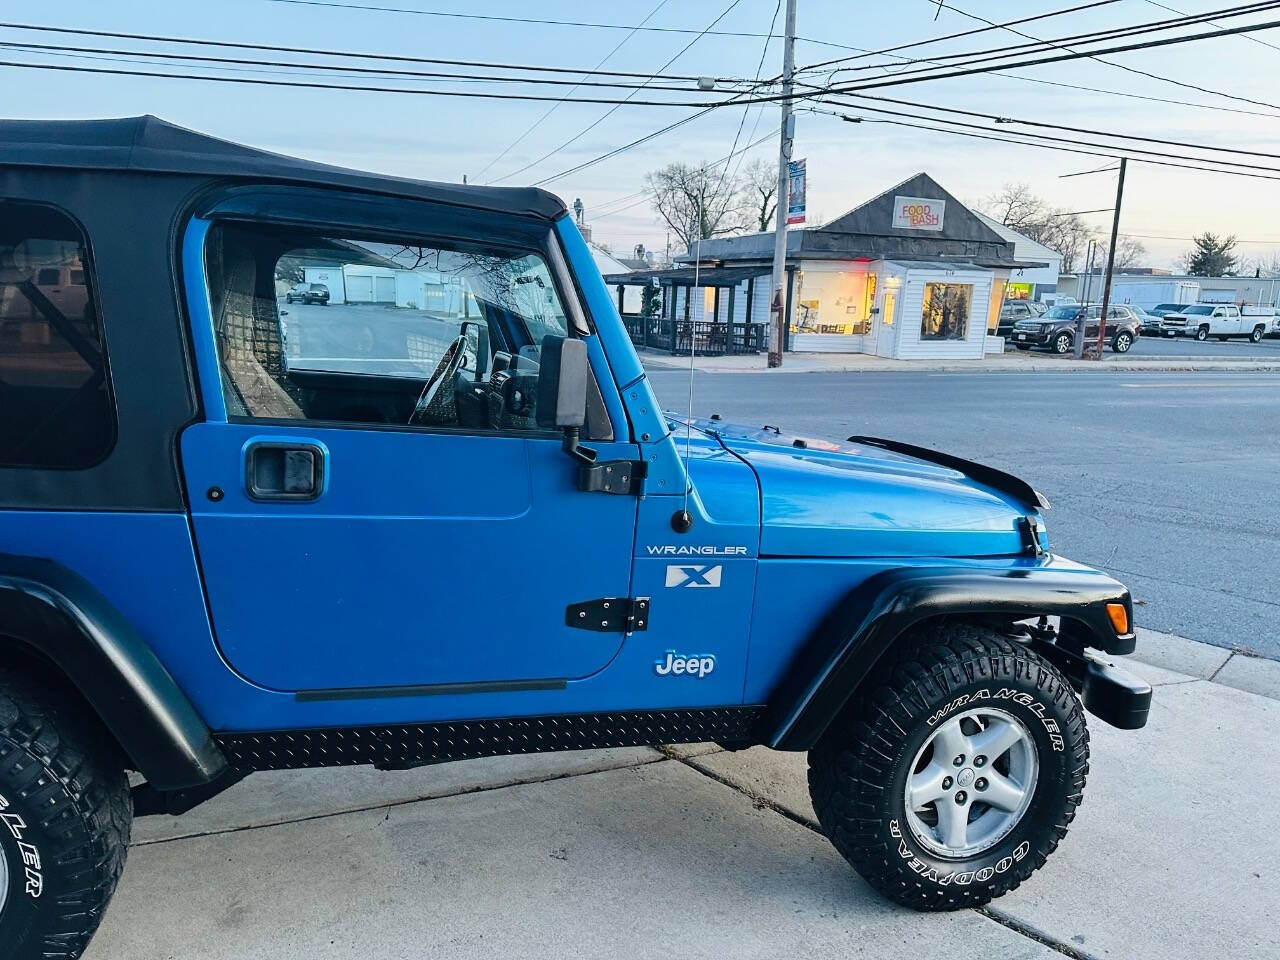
0 117 1150 957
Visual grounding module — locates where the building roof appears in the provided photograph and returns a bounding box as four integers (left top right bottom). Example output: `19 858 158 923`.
822 172 1007 244
972 212 1063 264
0 115 567 221
678 173 1035 268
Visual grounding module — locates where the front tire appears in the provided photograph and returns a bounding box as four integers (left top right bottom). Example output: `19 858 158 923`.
1053 333 1072 354
1196 326 1209 341
0 669 132 959
808 623 1089 911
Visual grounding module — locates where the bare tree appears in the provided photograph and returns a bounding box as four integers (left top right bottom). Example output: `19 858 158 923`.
984 183 1049 232
1093 236 1148 271
981 184 1094 273
1244 249 1280 276
645 162 744 251
739 157 779 233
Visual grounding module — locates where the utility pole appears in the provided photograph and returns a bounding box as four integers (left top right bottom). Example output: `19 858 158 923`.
1094 158 1128 359
767 0 798 368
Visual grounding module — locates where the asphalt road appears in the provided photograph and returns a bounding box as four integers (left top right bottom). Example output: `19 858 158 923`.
647 369 1280 659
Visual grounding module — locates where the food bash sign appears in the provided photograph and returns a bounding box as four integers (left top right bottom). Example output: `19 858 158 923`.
891 196 945 231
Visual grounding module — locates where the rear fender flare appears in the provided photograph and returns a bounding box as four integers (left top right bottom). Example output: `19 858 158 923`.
764 564 1134 751
0 554 226 790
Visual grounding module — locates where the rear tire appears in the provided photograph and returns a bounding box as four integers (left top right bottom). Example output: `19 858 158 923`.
1111 331 1133 353
0 668 131 959
808 622 1089 911
1251 325 1264 343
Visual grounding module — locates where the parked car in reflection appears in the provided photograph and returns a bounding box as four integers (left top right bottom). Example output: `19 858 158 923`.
1011 303 1142 354
997 298 1046 336
285 282 330 305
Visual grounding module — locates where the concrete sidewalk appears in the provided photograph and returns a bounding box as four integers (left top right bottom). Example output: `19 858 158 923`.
639 350 1280 374
88 632 1277 960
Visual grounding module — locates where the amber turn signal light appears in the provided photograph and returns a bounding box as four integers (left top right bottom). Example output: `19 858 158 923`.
1106 602 1130 635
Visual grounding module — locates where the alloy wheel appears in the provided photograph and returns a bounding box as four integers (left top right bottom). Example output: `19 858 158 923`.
903 707 1039 859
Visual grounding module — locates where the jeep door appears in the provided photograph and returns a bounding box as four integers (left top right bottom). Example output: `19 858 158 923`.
179 197 638 695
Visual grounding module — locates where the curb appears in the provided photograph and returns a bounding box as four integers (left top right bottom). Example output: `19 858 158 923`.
1123 627 1280 702
639 356 1280 375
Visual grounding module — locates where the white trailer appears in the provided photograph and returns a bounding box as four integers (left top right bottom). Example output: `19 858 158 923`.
1110 279 1199 309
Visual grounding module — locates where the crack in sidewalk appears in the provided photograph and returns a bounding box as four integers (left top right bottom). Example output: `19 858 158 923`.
131 751 667 847
659 747 1103 960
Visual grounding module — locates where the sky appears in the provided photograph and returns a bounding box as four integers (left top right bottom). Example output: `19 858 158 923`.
7 0 1280 270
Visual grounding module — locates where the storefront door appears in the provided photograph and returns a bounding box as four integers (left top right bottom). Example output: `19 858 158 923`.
876 290 898 357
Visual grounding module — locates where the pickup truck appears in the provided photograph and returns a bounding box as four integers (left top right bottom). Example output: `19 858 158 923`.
1160 304 1269 342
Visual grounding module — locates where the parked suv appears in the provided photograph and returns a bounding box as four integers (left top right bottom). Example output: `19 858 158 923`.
0 117 1152 959
285 281 330 304
1011 303 1142 354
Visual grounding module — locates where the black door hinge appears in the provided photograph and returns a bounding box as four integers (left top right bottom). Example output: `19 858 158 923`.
566 597 650 632
578 459 646 495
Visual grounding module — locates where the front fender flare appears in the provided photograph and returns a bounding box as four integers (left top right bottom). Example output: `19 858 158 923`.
0 554 226 790
764 562 1134 751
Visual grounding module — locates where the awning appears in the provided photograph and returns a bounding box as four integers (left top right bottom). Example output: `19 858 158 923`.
602 266 770 286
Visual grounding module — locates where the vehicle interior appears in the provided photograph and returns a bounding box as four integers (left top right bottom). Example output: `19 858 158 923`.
205 221 607 436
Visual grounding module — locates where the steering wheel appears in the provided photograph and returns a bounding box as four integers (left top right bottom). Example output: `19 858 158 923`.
409 334 468 426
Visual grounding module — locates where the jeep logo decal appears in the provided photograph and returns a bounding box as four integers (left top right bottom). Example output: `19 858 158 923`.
654 651 716 677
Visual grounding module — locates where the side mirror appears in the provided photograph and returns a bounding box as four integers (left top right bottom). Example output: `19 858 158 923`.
536 334 588 430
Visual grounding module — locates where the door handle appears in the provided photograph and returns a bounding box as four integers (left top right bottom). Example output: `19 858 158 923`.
245 441 324 501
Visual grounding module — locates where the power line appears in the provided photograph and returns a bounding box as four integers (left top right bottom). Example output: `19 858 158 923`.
472 0 671 182
808 12 1280 105
487 0 747 185
801 0 1124 72
0 55 745 107
0 20 716 81
1060 163 1121 177
918 0 1280 114
818 95 1280 174
796 17 1280 120
805 105 1280 182
260 0 867 53
831 91 1280 160
1116 230 1280 243
1144 0 1280 52
805 0 1277 76
715 0 783 208
0 38 715 91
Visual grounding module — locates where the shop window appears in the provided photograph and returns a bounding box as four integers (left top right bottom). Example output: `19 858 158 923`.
921 282 972 341
0 200 115 468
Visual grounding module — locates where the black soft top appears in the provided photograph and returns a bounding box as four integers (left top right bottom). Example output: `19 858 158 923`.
0 115 567 222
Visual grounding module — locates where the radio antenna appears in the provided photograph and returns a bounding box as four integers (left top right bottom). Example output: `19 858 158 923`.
679 219 702 529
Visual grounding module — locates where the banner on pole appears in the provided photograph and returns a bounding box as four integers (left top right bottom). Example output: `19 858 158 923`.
786 159 806 225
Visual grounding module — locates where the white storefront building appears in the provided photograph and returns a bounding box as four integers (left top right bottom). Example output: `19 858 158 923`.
604 174 1047 361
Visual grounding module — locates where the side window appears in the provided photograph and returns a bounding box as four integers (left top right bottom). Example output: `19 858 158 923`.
0 200 115 468
205 222 576 433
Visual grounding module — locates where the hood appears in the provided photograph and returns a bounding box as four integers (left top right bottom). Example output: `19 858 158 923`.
676 417 1045 559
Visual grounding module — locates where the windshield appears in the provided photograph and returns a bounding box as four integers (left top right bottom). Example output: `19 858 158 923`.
1182 305 1214 315
1045 306 1082 319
